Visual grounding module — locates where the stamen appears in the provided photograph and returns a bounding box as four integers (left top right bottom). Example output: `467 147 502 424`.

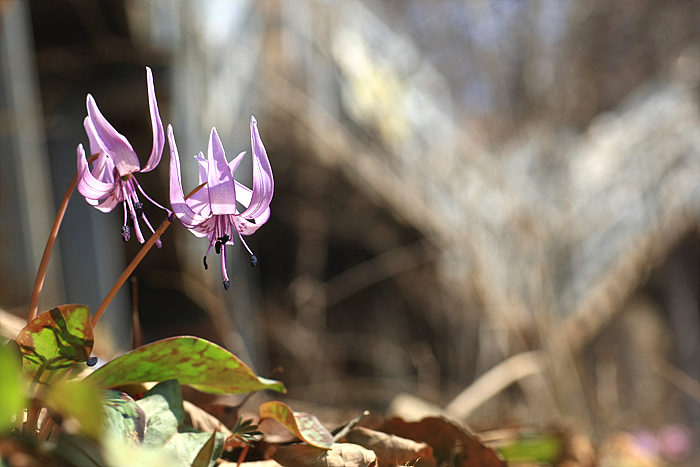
122 225 131 242
134 202 144 218
155 238 162 249
223 280 230 290
203 256 209 270
250 254 258 267
86 356 98 367
215 241 222 255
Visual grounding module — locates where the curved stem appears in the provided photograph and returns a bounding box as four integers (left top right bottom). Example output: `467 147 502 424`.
28 154 98 323
91 216 171 327
90 183 205 328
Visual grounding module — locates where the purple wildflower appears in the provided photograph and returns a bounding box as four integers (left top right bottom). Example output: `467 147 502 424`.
168 118 273 289
76 67 167 246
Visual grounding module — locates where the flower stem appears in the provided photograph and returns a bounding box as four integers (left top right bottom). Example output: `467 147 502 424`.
90 182 206 328
91 216 171 327
28 155 98 323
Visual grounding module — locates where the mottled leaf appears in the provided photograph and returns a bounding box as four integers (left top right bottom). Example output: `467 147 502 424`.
273 443 377 467
0 341 25 433
44 379 103 441
136 379 184 450
259 401 334 449
102 390 147 444
16 304 93 386
86 337 285 394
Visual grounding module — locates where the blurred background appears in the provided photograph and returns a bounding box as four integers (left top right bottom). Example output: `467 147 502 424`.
2 0 700 462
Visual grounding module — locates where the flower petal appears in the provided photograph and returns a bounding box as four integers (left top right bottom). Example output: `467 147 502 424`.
239 116 273 219
233 208 269 235
77 144 118 207
86 94 141 176
195 152 208 185
168 125 209 229
139 67 165 173
83 117 115 184
207 127 237 215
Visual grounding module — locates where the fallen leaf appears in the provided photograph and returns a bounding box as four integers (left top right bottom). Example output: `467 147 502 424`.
378 417 505 467
260 401 334 449
273 443 377 467
343 427 436 467
183 400 233 437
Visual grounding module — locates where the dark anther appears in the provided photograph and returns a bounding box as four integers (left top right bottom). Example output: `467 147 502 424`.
203 256 209 270
167 210 174 222
155 238 163 249
215 241 222 255
121 225 131 242
217 234 230 244
134 202 144 218
250 254 258 267
86 356 98 367
223 280 230 290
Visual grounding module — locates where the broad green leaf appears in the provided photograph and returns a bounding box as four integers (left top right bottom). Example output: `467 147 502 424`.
259 401 334 449
162 431 225 467
16 304 93 386
102 390 147 445
136 380 184 450
86 337 285 394
0 341 25 433
44 379 103 441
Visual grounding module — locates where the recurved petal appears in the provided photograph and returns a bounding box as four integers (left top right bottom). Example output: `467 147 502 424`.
84 117 115 184
77 144 118 209
239 116 274 219
86 94 141 176
168 125 209 229
139 67 165 173
207 127 237 215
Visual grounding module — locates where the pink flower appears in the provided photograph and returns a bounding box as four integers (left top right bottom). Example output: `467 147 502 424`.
168 118 273 289
76 67 167 245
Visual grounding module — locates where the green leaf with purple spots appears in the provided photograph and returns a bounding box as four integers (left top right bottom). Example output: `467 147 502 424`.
16 304 93 386
86 336 285 394
259 401 334 449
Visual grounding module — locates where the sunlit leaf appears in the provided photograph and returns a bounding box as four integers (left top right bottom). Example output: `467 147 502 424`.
44 379 103 441
0 341 25 433
259 401 334 449
86 336 285 394
16 304 93 386
102 390 147 445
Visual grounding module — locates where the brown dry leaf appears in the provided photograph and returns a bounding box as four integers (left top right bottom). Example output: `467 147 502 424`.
183 400 233 437
378 417 505 467
343 426 436 467
273 443 377 467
